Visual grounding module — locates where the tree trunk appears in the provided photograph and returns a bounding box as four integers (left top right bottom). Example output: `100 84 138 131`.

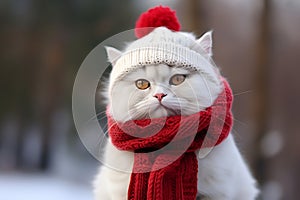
253 0 271 186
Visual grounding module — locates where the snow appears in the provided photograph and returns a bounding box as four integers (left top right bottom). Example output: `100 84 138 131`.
0 172 93 200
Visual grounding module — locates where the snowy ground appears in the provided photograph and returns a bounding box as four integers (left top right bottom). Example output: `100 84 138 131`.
0 172 93 200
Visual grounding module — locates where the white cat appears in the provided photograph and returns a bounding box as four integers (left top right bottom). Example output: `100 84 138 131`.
94 29 259 200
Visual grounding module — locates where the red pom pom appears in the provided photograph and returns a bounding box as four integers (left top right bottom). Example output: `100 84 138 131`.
135 6 181 38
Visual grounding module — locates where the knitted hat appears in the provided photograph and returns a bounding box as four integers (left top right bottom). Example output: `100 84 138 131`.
107 6 219 93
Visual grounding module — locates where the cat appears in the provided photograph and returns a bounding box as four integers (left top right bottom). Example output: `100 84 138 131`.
93 29 259 200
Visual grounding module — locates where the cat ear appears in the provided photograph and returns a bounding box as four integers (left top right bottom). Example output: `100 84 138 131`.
196 31 213 57
105 46 122 66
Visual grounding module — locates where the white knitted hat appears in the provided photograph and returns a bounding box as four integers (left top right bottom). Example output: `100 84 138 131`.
106 6 219 93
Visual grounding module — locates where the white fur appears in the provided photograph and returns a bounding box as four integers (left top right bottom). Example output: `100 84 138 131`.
94 32 259 200
196 134 259 200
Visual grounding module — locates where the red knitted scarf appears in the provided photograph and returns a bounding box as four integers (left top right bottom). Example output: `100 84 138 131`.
107 79 233 200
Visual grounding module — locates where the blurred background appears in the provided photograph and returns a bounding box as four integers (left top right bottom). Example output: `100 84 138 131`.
1 0 299 199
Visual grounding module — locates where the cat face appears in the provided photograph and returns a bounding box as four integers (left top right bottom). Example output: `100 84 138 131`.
109 64 221 122
106 30 222 122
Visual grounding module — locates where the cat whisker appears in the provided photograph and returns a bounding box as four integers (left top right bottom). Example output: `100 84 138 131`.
231 117 247 126
134 100 151 109
119 106 149 122
96 121 119 151
102 121 118 137
85 110 107 124
97 112 109 122
233 90 253 97
166 99 208 111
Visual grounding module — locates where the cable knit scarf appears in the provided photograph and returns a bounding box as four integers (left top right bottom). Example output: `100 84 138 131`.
107 79 233 200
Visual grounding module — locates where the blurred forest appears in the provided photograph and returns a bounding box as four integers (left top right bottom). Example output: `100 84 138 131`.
0 0 300 200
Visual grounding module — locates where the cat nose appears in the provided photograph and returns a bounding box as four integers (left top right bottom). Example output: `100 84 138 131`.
153 93 167 102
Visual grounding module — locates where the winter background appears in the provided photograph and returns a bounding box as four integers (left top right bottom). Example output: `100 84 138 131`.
1 0 300 200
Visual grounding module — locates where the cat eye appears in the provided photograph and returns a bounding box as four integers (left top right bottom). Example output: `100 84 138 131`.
135 79 150 90
169 74 186 85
